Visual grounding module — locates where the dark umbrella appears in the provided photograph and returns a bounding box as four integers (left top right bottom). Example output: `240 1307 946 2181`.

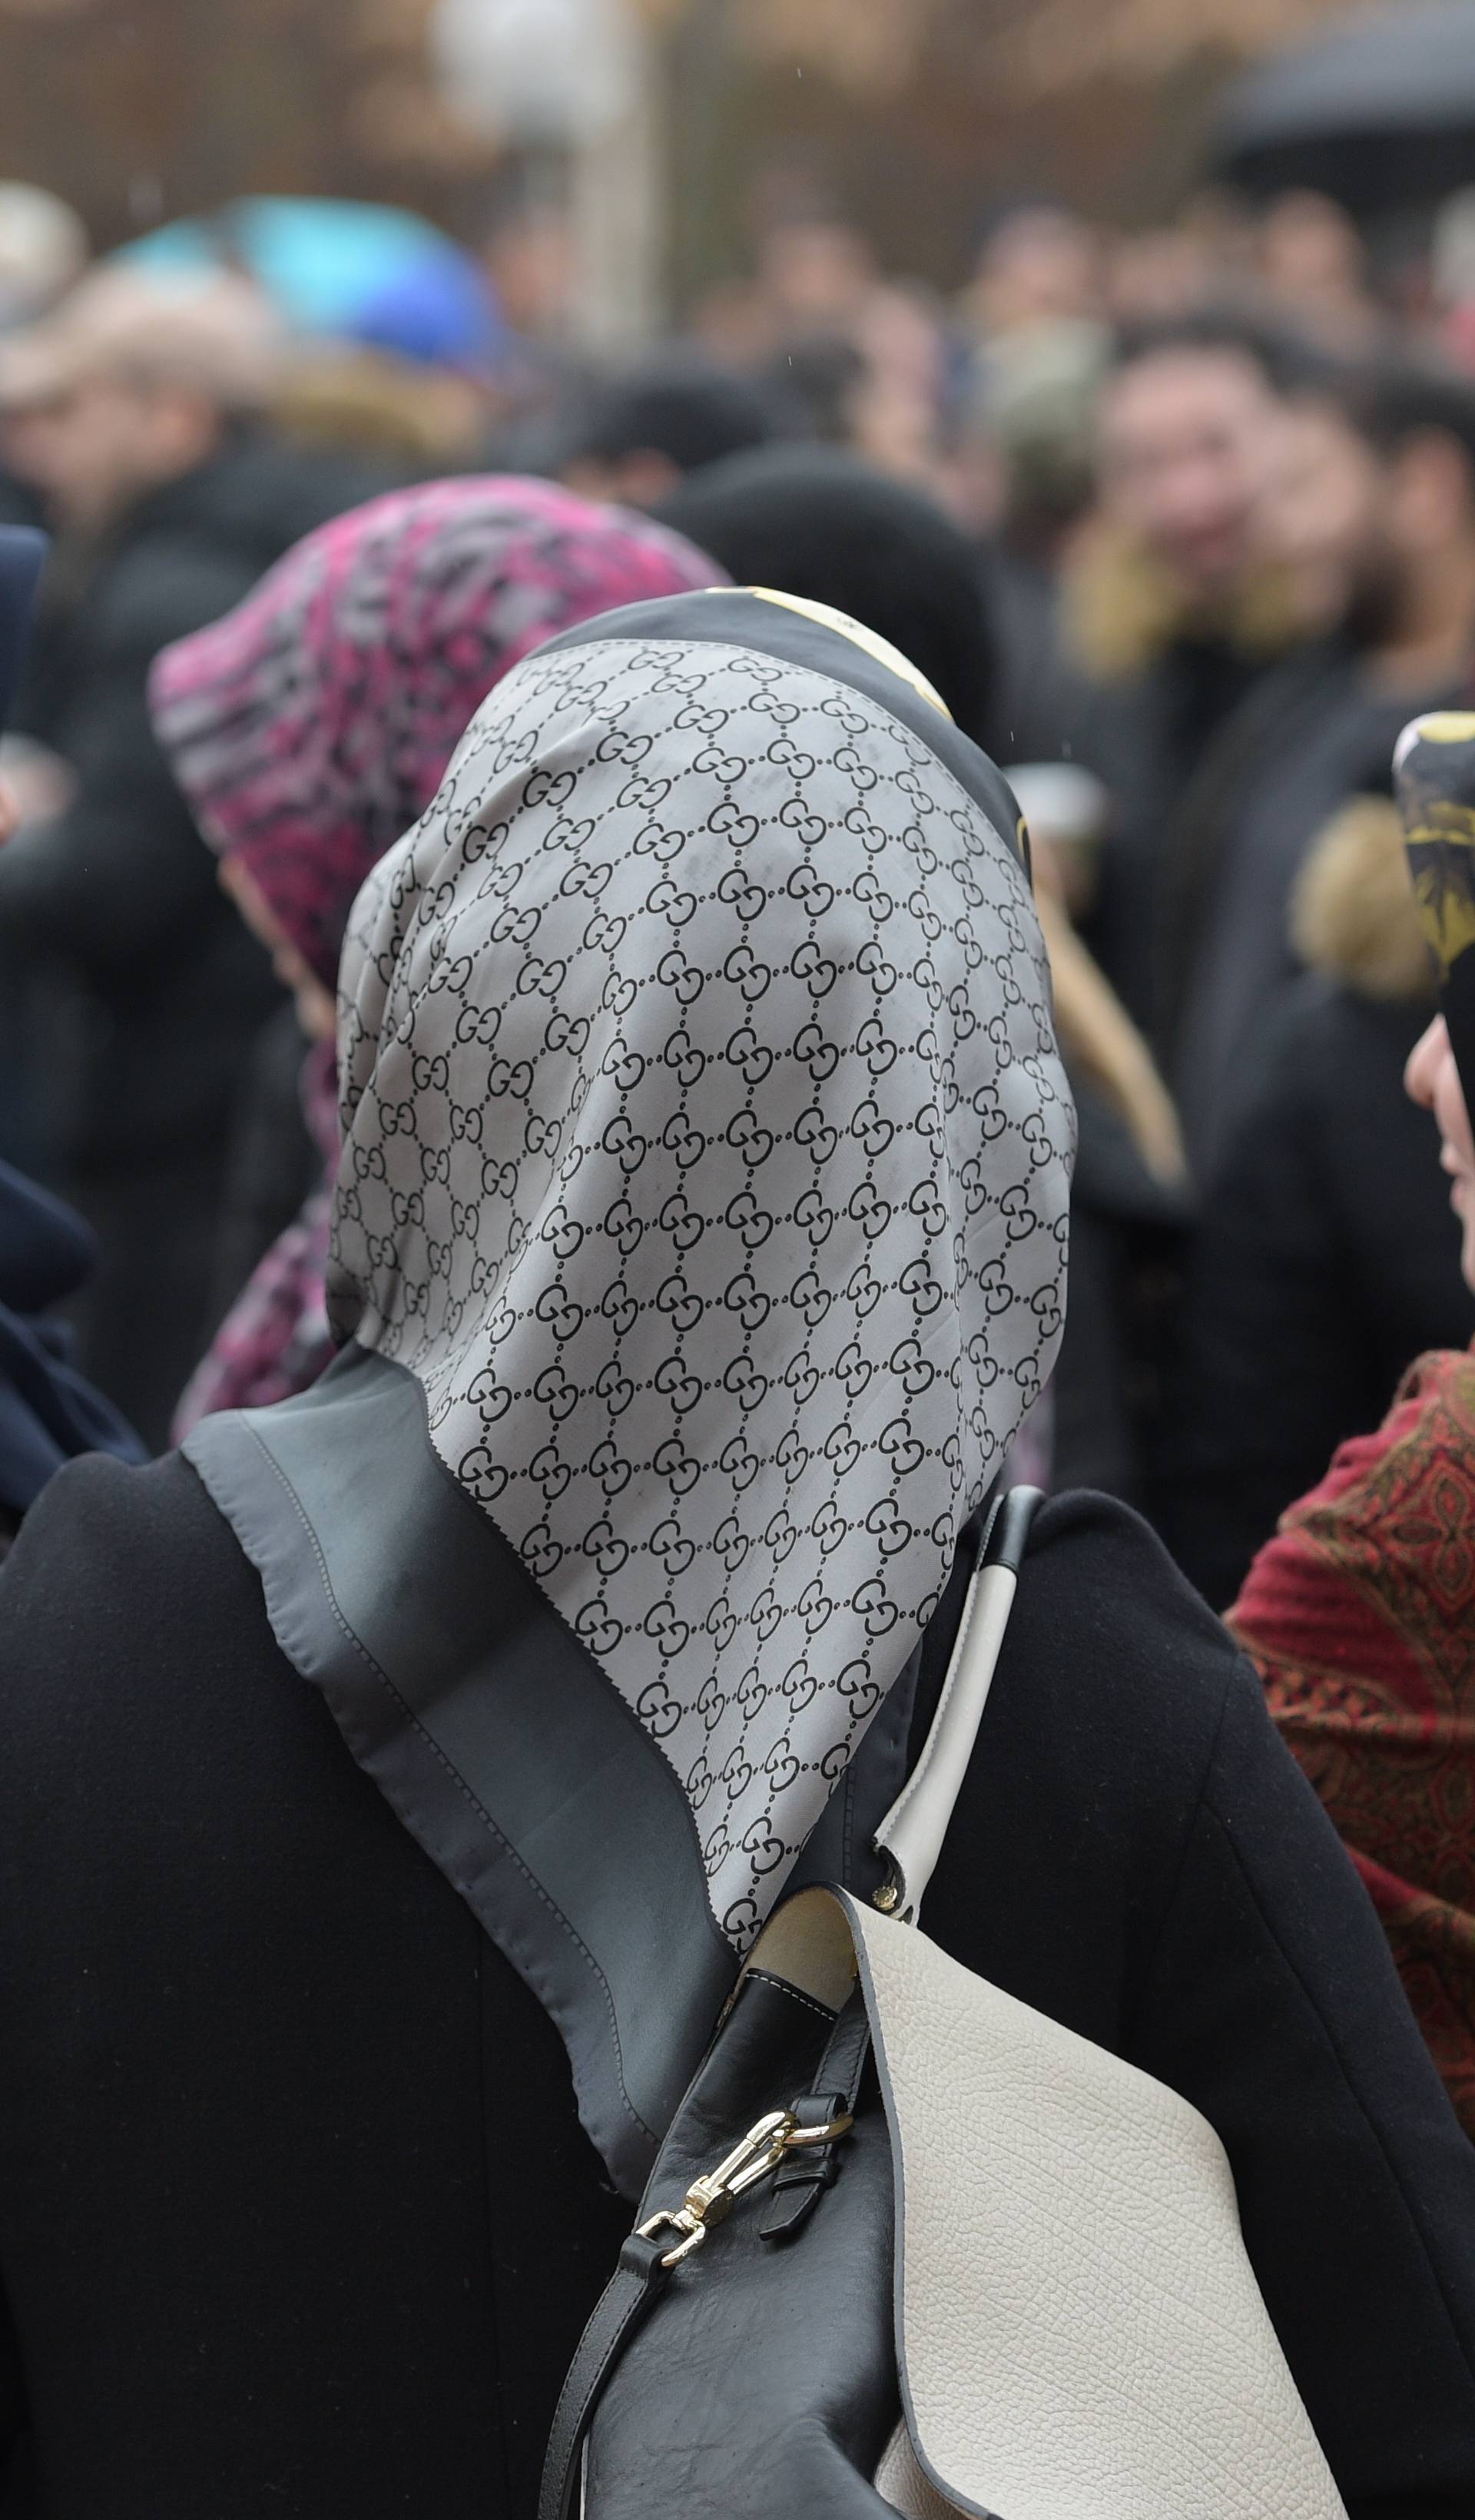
1211 1 1475 215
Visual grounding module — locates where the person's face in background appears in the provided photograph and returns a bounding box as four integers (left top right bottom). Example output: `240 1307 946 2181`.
482 204 575 342
1335 426 1475 654
2 369 220 534
847 286 950 489
1407 1013 1475 1287
1105 230 1212 325
217 854 337 1044
755 219 875 336
1258 191 1379 352
1261 394 1384 632
971 207 1102 337
1095 343 1285 601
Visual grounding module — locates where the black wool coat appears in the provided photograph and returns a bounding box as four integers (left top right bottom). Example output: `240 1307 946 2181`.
0 1451 1473 2516
1155 977 1475 1610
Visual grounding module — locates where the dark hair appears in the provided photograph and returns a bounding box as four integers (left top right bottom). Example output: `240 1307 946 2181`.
1328 356 1475 482
1110 307 1329 400
761 335 866 445
563 355 791 476
653 445 1001 751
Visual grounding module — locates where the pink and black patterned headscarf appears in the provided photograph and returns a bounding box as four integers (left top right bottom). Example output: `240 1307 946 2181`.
148 475 724 986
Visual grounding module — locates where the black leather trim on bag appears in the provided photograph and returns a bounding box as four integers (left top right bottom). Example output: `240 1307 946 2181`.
538 1966 894 2520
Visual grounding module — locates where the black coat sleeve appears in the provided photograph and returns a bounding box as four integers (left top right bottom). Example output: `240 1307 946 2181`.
0 2287 24 2495
926 1492 1475 2519
1154 1030 1356 1606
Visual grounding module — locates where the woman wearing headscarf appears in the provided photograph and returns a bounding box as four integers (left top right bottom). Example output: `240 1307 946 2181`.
1228 724 1475 2140
0 592 1472 2514
147 475 722 1433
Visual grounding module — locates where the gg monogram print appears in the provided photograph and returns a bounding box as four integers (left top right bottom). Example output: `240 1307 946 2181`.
332 629 1073 1945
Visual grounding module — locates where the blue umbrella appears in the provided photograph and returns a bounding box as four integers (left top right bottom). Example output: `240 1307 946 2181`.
117 196 506 370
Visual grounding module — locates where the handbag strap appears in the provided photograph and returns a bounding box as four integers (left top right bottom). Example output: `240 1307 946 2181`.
538 2230 673 2520
537 1995 870 2520
537 1493 1041 2520
872 1486 1041 1924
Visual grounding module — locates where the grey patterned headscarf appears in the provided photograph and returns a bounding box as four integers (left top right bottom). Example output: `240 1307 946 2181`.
330 598 1072 1947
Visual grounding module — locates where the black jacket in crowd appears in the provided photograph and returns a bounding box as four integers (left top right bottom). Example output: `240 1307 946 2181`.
0 430 395 1435
1156 975 1475 1610
205 1003 323 1329
1071 625 1276 1046
0 1451 1472 2515
1070 618 1456 1177
1050 1086 1188 1503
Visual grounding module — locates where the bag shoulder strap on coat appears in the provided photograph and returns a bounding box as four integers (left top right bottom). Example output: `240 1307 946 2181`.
535 1494 1041 2520
872 1486 1041 1925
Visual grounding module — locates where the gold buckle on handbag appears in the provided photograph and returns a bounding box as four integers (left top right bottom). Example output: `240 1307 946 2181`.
638 2107 854 2266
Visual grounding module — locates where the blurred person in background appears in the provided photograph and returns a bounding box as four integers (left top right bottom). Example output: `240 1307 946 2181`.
0 186 85 532
1027 812 1189 1502
149 476 722 1434
0 1152 144 1561
480 194 575 347
750 206 878 347
955 317 1106 761
692 194 960 489
1257 191 1383 356
842 278 958 490
1105 227 1222 326
757 331 867 446
555 350 792 507
0 781 143 1556
966 317 1106 568
1431 187 1475 376
273 250 511 475
0 266 396 1443
0 187 78 1184
1158 796 1473 1609
273 342 492 472
1163 358 1475 1179
1062 310 1319 1045
690 170 879 368
960 203 1104 343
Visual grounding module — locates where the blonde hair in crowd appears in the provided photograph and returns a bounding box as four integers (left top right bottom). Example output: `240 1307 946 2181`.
1036 890 1188 1187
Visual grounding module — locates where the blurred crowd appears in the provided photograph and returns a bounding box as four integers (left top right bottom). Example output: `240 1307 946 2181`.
4 164 1475 1623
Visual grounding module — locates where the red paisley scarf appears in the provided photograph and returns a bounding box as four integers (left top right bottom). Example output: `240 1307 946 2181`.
1231 1346 1475 2137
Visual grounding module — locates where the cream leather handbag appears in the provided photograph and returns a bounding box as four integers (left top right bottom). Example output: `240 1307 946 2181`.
541 1493 1351 2520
